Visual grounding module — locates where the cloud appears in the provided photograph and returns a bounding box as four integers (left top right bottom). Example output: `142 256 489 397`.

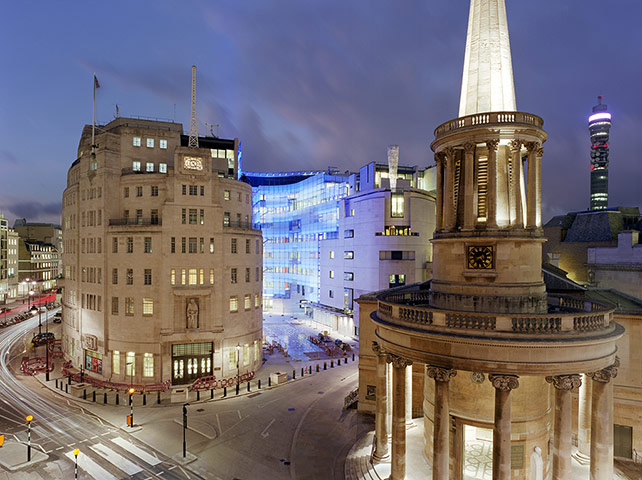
3 201 61 226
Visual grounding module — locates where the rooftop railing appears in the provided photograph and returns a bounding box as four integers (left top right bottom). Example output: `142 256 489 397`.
434 111 544 138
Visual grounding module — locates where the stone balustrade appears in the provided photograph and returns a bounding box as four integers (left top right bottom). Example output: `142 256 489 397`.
433 111 544 138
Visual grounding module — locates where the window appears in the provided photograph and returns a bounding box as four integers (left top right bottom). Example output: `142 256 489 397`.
112 268 118 284
189 269 197 285
182 209 186 224
230 296 238 313
329 251 334 259
389 274 406 288
181 237 186 253
246 239 250 253
170 269 176 285
210 238 214 253
224 190 230 201
391 192 404 218
245 268 250 282
189 185 197 195
136 186 143 197
255 294 260 308
199 237 204 253
181 268 186 285
146 162 154 172
344 229 354 238
231 238 237 253
199 268 204 285
126 352 135 376
146 138 154 148
236 213 241 227
231 268 238 284
188 237 197 253
171 237 175 253
113 351 120 374
256 240 260 254
125 298 134 315
210 269 214 284
182 185 187 195
133 137 141 147
127 269 133 285
151 209 159 225
223 212 230 227
329 270 334 279
123 210 129 223
256 267 260 282
127 237 133 253
344 251 354 259
136 209 143 224
143 298 153 315
124 187 129 198
344 288 354 311
244 295 251 310
144 269 152 285
132 161 141 171
329 290 334 298
189 209 197 224
113 237 118 253
151 186 158 196
200 186 204 196
111 297 118 314
159 139 167 149
143 353 154 377
159 163 167 173
144 237 152 253
200 209 204 224
344 272 354 281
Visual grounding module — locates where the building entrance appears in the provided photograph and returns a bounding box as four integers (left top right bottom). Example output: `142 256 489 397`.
462 424 493 480
172 342 213 385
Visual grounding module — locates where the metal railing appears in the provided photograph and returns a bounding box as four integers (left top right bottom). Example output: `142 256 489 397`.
109 218 162 226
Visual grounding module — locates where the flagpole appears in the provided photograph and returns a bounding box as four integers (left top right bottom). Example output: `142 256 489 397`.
92 73 96 155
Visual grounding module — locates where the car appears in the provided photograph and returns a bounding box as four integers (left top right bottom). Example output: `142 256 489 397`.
53 312 62 323
31 332 55 347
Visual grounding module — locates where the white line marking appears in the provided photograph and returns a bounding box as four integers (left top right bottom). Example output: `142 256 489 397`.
260 419 275 439
90 443 143 475
65 451 117 480
111 437 161 466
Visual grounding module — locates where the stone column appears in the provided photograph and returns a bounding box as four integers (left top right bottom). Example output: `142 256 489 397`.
444 148 456 231
435 153 444 231
489 374 519 480
587 360 619 480
387 361 393 445
577 374 592 459
486 140 499 228
525 142 538 228
427 366 457 480
372 342 389 462
509 140 523 227
463 142 476 229
405 364 413 428
389 354 412 480
546 374 582 480
535 146 544 227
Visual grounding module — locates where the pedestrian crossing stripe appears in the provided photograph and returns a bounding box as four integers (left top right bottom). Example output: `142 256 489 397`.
64 450 116 480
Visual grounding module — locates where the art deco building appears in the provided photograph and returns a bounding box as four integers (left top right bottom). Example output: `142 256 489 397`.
61 117 263 386
357 1 623 479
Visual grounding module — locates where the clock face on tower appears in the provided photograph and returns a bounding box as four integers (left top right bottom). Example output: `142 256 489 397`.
467 246 494 270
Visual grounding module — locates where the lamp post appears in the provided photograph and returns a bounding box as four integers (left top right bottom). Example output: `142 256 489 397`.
45 317 50 381
236 344 241 395
128 387 135 428
182 403 189 458
73 448 79 479
26 415 33 462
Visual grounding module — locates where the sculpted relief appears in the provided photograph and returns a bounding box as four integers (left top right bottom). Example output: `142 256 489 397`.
187 298 199 329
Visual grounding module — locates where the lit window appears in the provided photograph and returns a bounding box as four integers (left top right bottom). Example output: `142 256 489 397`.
132 161 141 171
181 268 186 285
210 238 214 253
199 268 204 285
133 137 141 147
329 251 334 259
344 251 354 259
126 352 135 376
329 270 334 279
159 139 167 149
224 190 230 201
144 237 152 253
125 297 134 315
200 209 204 224
143 298 153 315
146 138 154 148
159 163 167 173
113 351 120 375
344 272 354 281
224 212 230 227
231 268 238 284
230 296 238 313
127 268 133 285
170 269 176 285
146 163 154 172
189 269 197 285
243 344 249 365
244 294 251 310
255 294 260 308
344 229 354 238
210 268 214 284
391 192 404 218
143 353 153 377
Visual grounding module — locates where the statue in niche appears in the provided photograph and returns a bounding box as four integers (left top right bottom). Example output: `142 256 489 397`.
186 298 199 329
529 446 543 480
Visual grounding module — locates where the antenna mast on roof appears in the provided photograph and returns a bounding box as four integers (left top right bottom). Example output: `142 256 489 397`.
188 66 199 148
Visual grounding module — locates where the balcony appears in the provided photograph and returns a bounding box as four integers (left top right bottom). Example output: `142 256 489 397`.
109 218 162 226
433 111 544 139
223 220 260 231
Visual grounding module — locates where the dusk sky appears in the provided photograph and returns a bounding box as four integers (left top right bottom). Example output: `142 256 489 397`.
1 1 640 226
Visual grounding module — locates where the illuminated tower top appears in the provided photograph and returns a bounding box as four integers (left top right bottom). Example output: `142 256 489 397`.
459 0 517 116
589 95 612 210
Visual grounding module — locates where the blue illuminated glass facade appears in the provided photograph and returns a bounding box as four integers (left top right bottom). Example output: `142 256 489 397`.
245 171 351 313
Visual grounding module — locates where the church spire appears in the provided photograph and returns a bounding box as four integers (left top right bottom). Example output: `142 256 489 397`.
459 0 517 116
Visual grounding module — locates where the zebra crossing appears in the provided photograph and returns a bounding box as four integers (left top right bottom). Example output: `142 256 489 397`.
62 435 175 479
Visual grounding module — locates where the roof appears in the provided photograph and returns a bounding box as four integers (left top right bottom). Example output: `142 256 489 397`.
584 289 642 314
542 263 586 292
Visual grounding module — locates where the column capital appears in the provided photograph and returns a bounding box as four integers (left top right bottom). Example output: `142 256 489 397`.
372 341 385 356
485 139 500 151
524 141 540 153
588 358 620 384
387 353 412 369
536 146 544 158
489 374 519 392
426 365 457 383
463 142 476 154
434 151 446 164
546 374 582 391
509 139 522 153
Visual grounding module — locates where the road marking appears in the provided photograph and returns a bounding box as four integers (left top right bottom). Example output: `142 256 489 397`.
260 419 275 439
237 410 242 420
65 450 116 480
216 414 222 435
56 446 63 450
112 437 161 466
90 443 143 475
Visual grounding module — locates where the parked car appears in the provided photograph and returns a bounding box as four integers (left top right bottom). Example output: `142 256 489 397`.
53 312 62 323
31 332 55 347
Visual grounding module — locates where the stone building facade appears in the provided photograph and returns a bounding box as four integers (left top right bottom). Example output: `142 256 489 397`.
61 117 263 386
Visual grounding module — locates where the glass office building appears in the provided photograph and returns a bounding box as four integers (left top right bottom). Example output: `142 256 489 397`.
245 170 351 314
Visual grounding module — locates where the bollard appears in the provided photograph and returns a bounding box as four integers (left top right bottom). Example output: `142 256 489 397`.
55 379 58 388
247 382 250 392
345 357 348 364
224 386 227 397
258 379 261 389
236 383 239 395
143 394 146 406
104 392 107 404
116 393 119 405
317 364 320 372
352 353 355 361
324 362 327 370
301 367 304 377
337 359 341 367
92 391 96 402
83 389 86 400
197 391 200 401
330 360 334 368
157 391 161 404
268 377 271 387
293 369 296 379
68 376 71 385
211 389 214 399
65 384 68 393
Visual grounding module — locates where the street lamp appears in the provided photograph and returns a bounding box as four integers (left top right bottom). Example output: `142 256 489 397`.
182 403 189 458
236 344 241 395
45 317 50 382
128 387 135 428
73 448 79 479
26 415 33 462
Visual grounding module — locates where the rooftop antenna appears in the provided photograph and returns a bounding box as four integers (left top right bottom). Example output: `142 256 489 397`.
188 66 199 148
597 95 603 105
205 122 220 138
